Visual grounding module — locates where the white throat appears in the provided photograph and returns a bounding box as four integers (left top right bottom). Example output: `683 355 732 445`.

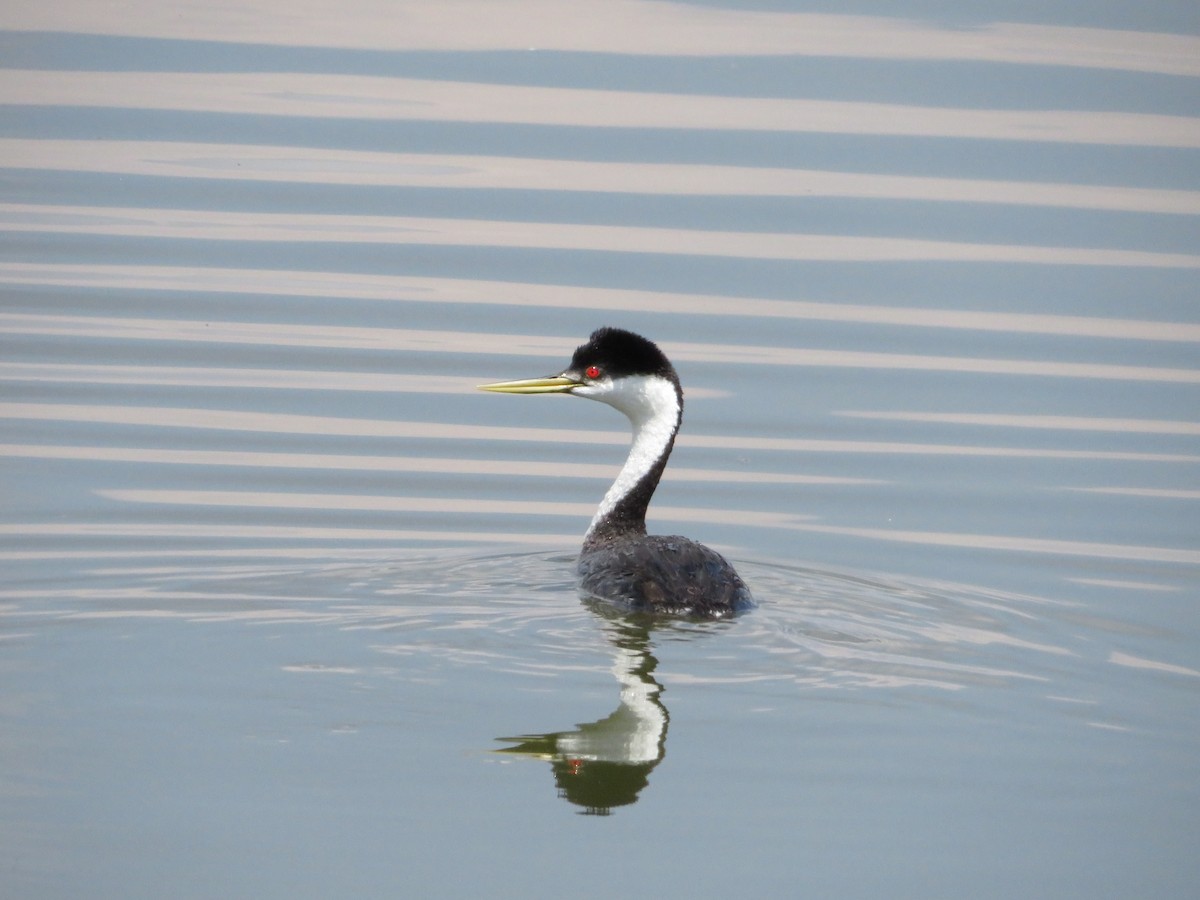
582 374 680 536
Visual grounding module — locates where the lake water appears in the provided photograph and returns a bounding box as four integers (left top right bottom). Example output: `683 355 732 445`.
2 2 1198 897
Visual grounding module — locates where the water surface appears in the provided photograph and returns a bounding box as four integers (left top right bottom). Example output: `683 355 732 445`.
1 2 1198 898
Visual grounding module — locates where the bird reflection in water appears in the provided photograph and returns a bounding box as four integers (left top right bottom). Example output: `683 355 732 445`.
496 605 731 815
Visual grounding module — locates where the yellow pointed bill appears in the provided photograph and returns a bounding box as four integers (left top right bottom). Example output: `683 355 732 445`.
477 375 578 394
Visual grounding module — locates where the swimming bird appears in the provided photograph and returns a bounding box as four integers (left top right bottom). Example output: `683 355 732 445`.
479 327 753 618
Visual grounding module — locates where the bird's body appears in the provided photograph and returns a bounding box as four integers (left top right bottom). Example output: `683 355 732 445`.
480 327 753 619
578 533 751 618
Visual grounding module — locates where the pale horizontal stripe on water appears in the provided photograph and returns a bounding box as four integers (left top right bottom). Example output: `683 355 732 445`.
840 411 1200 436
1067 577 1183 592
0 547 514 564
89 488 1200 565
5 367 1194 440
0 362 726 401
784 523 1200 565
5 518 1192 568
6 71 1198 146
0 364 492 396
4 316 1198 383
1107 652 1200 678
5 203 1198 268
0 444 869 486
1068 487 1200 500
4 264 1195 343
3 140 1197 215
97 488 805 530
4 4 1196 74
2 404 1194 462
0 522 575 547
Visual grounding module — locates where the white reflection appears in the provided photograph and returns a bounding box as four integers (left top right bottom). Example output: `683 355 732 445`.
0 363 488 395
2 4 1196 74
3 140 1197 214
2 263 1197 343
95 488 806 530
64 488 1200 564
1070 487 1200 500
4 204 1199 268
788 522 1200 565
3 317 1200 383
0 522 575 545
0 361 725 400
1 403 1195 462
1068 578 1180 592
1109 651 1200 678
0 444 867 486
841 411 1200 435
4 72 1198 147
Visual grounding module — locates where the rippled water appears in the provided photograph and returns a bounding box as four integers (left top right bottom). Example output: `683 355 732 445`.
2 2 1199 898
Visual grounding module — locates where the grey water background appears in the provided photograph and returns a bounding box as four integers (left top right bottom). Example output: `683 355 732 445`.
2 1 1198 897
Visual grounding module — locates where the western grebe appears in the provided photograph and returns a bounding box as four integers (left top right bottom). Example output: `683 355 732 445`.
479 327 753 618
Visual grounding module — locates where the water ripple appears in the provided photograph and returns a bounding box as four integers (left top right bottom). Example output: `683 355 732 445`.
3 549 1113 698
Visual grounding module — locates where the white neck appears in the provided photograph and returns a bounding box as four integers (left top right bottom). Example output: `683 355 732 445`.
583 374 680 537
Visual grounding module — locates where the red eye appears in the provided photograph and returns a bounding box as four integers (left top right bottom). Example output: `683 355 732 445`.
585 365 601 379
